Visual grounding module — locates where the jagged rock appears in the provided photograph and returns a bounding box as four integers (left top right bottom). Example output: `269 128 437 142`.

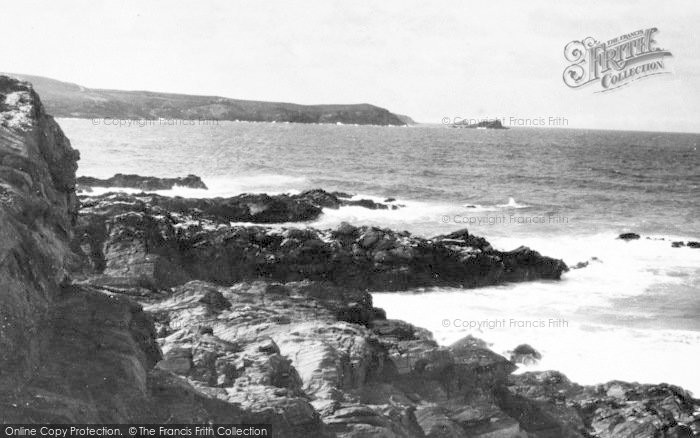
77 173 208 191
295 189 393 210
72 202 568 291
137 280 523 436
505 372 699 438
80 191 324 223
434 228 492 251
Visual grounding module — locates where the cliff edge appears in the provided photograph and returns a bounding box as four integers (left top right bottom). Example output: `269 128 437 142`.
0 75 79 389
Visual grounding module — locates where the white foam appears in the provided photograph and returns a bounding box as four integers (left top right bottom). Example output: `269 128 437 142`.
373 287 700 395
498 197 529 209
371 230 700 395
310 198 445 232
464 197 530 211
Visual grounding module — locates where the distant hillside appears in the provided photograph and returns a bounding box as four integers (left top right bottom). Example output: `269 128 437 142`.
4 73 410 126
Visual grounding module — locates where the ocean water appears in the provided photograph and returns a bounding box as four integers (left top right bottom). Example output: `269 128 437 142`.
59 119 700 394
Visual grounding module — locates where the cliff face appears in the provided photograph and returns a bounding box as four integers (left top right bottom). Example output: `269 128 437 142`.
5 73 409 126
0 75 79 389
0 76 162 422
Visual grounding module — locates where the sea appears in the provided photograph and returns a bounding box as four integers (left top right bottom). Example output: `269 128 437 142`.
58 119 700 394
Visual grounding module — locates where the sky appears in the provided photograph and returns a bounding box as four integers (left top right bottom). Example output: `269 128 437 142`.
1 0 699 132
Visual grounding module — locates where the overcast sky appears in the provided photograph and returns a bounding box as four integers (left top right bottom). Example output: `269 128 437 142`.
2 0 699 132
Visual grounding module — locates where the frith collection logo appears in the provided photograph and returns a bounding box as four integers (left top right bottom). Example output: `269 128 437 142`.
563 28 672 92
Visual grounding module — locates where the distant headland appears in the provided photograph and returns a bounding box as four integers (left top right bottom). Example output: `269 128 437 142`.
3 73 412 126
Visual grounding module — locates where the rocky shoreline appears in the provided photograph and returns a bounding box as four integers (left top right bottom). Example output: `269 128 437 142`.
76 173 209 191
70 190 567 292
1 76 698 437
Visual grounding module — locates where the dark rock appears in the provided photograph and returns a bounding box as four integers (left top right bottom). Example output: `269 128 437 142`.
449 335 489 350
672 241 685 248
687 241 700 248
76 188 401 230
332 221 359 238
71 198 568 291
504 372 699 438
346 198 389 210
434 228 493 251
509 344 542 365
497 246 569 281
384 197 396 202
293 188 395 210
667 425 694 438
294 189 345 208
78 191 323 224
3 284 162 422
618 232 641 240
371 319 433 342
77 173 208 191
198 289 231 311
